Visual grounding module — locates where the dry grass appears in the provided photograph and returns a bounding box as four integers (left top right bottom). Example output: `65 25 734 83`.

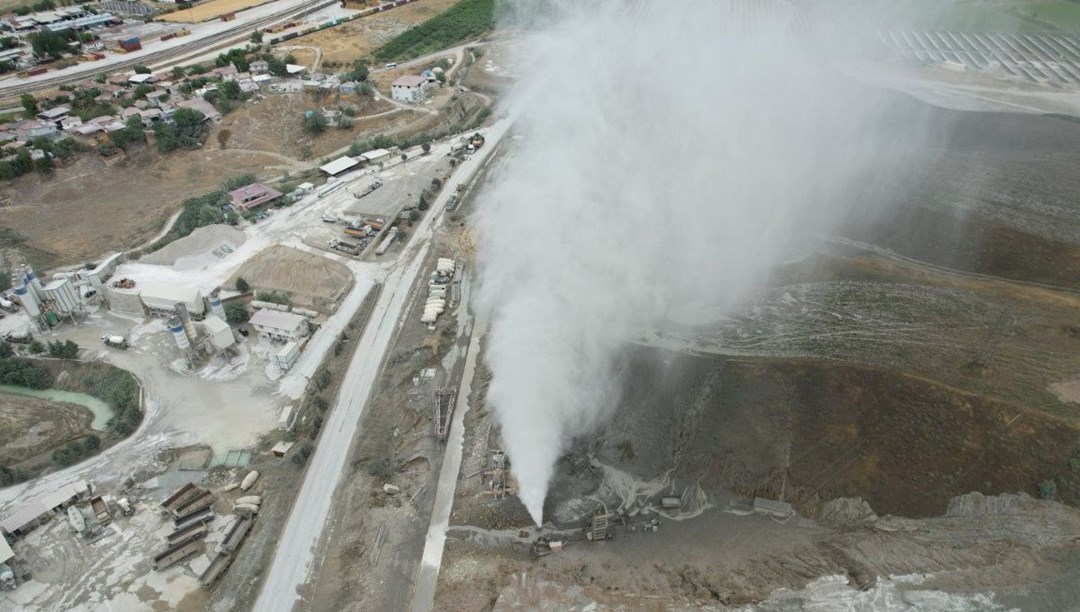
0 145 292 267
212 91 410 159
157 0 276 23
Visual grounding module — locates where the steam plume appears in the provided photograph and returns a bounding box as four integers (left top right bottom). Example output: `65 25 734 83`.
474 0 926 525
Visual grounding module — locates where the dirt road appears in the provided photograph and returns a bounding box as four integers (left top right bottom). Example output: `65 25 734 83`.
254 117 511 611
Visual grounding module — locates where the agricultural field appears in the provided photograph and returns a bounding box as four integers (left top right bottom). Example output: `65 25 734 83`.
373 0 494 61
156 0 276 23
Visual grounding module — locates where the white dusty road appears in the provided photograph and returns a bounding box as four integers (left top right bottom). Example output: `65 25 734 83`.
254 117 512 611
411 307 485 612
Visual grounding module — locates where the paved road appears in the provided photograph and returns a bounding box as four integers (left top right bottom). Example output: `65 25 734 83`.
253 117 512 611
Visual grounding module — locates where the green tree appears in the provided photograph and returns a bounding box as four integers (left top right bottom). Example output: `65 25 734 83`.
347 61 368 82
421 143 431 154
219 79 242 101
133 65 151 74
235 277 250 292
316 368 331 390
20 94 38 117
152 108 207 152
250 30 263 44
28 29 72 59
304 111 327 134
224 301 249 324
28 340 44 354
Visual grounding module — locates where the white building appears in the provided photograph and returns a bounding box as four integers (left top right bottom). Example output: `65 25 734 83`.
273 341 300 371
391 75 428 103
361 148 391 165
139 283 204 318
249 309 309 342
203 315 235 351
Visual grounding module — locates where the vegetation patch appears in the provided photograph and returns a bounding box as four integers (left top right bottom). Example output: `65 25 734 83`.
373 0 495 62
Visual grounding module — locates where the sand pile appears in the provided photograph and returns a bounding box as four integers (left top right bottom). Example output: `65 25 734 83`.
141 225 247 269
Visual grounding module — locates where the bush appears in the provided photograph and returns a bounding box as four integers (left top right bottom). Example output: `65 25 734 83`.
225 301 249 324
316 368 332 390
47 339 79 359
313 396 329 412
1038 479 1057 500
28 340 44 354
304 111 327 134
255 290 289 305
368 457 394 480
235 277 250 292
152 108 207 153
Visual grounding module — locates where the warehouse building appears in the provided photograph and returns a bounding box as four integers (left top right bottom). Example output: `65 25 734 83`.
249 309 309 343
0 481 91 537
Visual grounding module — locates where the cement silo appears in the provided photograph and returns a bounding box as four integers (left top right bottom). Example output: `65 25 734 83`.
175 303 198 343
168 317 191 353
208 290 227 321
23 267 46 303
13 281 40 319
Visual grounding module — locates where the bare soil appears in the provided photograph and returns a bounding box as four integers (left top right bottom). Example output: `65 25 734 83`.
157 0 275 23
288 0 463 66
229 245 352 311
0 144 294 268
0 393 93 465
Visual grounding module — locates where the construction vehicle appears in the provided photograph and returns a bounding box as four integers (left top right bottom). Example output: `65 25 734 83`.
343 226 371 239
0 563 15 590
101 334 129 350
91 496 111 525
329 238 361 256
321 213 339 223
531 536 563 558
117 498 134 516
67 506 86 534
352 179 382 199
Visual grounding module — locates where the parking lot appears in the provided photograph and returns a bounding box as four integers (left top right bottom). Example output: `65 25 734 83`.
879 30 1080 85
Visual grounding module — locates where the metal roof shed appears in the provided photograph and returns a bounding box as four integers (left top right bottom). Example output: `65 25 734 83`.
319 156 359 176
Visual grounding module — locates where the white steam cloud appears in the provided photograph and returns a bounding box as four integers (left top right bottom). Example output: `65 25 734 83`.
474 0 925 525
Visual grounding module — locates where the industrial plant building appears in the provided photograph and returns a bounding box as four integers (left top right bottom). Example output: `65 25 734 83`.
249 309 309 343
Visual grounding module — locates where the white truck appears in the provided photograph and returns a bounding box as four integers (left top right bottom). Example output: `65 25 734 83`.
101 334 129 350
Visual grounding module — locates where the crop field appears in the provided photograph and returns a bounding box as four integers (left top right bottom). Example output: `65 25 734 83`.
374 0 493 61
157 0 275 23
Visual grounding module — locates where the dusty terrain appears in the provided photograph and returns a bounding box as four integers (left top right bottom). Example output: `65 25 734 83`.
0 393 93 464
288 0 463 66
212 92 404 159
157 0 276 23
0 144 293 268
229 244 352 310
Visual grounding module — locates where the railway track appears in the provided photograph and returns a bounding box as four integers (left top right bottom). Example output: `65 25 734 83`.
0 0 337 98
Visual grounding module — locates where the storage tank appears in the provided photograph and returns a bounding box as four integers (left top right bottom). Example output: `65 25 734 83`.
13 281 40 318
208 290 226 320
168 317 191 353
175 303 198 343
24 267 46 302
44 278 79 314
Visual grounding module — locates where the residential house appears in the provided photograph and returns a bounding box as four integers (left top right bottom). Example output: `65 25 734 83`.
249 60 268 74
391 75 428 103
228 182 282 210
59 115 82 130
177 98 221 122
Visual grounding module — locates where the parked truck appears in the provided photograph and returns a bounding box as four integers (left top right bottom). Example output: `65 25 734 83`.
352 179 382 199
101 334 129 350
328 238 360 256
